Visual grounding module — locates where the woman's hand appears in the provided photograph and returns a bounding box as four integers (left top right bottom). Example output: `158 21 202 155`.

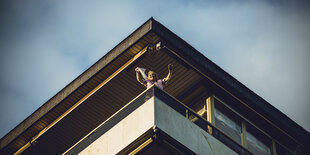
168 64 173 71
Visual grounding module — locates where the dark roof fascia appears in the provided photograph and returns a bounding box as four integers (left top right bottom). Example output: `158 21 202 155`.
150 19 310 145
0 18 154 149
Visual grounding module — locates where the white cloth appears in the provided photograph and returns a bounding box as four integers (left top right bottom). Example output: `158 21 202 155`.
136 67 148 80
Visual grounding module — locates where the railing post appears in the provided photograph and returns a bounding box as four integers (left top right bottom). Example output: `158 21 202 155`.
271 139 276 155
185 109 189 119
206 95 215 134
241 121 247 155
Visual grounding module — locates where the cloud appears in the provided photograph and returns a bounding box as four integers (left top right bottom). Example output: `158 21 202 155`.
0 32 82 137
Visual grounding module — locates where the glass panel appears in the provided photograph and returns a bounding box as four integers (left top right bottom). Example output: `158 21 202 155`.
246 129 271 155
276 143 294 155
214 99 242 144
191 101 207 119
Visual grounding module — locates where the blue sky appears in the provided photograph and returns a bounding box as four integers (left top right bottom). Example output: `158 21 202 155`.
0 0 310 139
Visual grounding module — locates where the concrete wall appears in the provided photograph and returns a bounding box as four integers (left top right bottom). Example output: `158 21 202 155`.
78 96 236 155
79 97 155 155
154 97 237 155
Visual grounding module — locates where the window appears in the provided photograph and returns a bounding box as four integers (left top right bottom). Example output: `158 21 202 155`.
214 99 242 144
276 143 294 155
209 96 294 155
246 124 271 155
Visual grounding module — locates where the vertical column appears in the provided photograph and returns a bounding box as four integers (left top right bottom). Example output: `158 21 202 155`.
271 140 277 155
206 95 215 134
241 121 247 148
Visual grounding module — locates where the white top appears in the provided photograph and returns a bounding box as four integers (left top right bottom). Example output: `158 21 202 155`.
145 79 164 89
136 67 166 89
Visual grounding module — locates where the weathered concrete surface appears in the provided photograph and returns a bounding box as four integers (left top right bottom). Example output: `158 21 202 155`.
154 97 237 155
79 97 236 155
79 97 155 155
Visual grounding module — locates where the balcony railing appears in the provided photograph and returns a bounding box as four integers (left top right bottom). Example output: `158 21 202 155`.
65 85 252 155
152 86 252 155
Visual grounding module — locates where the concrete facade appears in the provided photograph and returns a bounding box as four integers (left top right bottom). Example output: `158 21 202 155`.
78 96 236 155
79 97 155 155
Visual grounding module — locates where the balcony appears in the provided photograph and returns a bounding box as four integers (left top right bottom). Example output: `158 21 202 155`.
64 85 251 155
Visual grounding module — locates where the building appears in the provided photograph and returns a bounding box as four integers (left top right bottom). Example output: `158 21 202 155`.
1 18 309 155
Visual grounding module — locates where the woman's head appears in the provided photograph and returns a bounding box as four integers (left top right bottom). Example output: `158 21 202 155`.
148 71 158 81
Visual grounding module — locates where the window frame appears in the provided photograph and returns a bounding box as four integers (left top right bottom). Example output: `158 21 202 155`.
207 95 295 155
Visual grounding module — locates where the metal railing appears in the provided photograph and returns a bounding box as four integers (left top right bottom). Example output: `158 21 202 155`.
153 86 252 155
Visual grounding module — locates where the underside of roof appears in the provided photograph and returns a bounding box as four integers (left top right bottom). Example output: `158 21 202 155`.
1 18 309 154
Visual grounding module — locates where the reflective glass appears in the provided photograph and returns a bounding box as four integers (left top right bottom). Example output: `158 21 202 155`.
246 130 271 155
276 143 294 155
214 101 242 144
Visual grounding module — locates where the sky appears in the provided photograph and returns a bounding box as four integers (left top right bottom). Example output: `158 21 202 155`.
0 0 310 139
